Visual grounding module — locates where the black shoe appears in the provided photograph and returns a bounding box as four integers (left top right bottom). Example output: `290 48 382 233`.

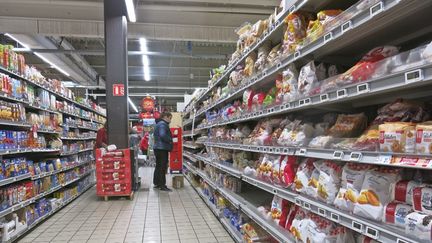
159 186 172 192
153 185 160 189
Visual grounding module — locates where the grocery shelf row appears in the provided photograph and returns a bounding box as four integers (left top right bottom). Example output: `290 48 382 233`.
198 62 432 129
60 148 93 156
183 152 418 243
60 136 96 141
183 161 295 243
204 141 432 169
193 0 420 120
4 182 95 243
0 159 94 187
0 148 61 156
183 142 201 150
0 168 95 219
0 66 106 118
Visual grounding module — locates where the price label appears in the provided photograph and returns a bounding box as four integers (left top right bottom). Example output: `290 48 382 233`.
350 152 362 161
275 148 281 153
337 89 347 99
333 151 344 160
269 148 274 153
277 62 282 69
299 149 307 156
320 94 329 102
357 83 370 94
273 189 278 195
324 32 333 43
331 213 340 222
318 208 326 216
299 99 305 106
268 108 275 113
289 4 296 13
263 147 268 153
396 239 409 243
352 221 363 233
304 98 311 105
341 21 352 33
303 202 311 210
294 51 301 59
378 154 392 164
370 1 384 16
405 69 423 83
365 226 379 239
295 198 302 206
283 148 290 154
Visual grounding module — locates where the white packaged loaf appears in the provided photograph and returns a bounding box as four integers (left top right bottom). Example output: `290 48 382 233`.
394 180 421 205
383 202 413 228
412 186 432 214
405 211 432 241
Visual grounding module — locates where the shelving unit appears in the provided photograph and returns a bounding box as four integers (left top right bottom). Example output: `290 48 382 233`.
0 38 102 243
182 0 432 242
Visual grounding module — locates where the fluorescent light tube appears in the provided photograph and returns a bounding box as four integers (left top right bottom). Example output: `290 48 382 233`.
128 97 139 112
5 33 31 50
125 0 136 22
34 52 70 77
139 37 151 81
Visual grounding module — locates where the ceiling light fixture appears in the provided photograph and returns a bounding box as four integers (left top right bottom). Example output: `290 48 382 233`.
34 52 70 77
139 38 151 81
128 97 139 112
124 0 136 22
5 33 31 51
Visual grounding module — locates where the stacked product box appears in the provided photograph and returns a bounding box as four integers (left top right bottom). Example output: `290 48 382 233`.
95 149 132 197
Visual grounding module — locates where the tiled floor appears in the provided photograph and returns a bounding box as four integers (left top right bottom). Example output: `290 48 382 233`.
18 167 235 243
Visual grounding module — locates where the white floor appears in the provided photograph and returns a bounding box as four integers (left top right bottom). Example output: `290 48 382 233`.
18 167 235 243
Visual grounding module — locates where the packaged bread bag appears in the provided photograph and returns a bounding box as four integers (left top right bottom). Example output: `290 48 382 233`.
405 211 432 241
412 186 432 214
314 160 342 204
379 122 416 153
416 122 432 154
353 168 401 221
334 163 375 212
394 180 422 205
383 202 413 228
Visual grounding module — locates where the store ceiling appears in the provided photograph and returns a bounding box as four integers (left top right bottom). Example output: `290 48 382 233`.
0 0 281 111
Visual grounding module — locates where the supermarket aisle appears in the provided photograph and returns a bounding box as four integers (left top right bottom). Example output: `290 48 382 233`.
18 167 234 243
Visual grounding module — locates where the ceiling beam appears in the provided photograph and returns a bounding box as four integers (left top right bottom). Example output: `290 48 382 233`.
14 48 228 59
139 0 280 7
0 16 237 43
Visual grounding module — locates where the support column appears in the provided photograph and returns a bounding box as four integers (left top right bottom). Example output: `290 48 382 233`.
104 0 129 148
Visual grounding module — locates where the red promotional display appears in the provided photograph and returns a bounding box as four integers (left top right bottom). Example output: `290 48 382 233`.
112 84 125 96
169 127 183 173
95 148 134 200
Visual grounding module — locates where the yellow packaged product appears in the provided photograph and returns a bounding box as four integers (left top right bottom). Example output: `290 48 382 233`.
379 122 416 153
415 122 432 154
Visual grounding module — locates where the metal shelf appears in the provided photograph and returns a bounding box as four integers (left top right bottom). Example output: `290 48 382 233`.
0 66 106 118
0 173 31 187
60 136 96 141
0 119 31 128
37 129 61 135
4 182 95 243
0 148 60 156
0 169 94 218
205 141 432 169
220 217 243 243
31 160 94 180
60 148 93 156
183 142 201 149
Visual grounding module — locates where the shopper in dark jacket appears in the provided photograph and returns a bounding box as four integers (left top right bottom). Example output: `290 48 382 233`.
153 112 173 191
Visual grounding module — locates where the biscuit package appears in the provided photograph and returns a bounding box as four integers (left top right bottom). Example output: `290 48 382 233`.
379 122 416 153
416 122 432 154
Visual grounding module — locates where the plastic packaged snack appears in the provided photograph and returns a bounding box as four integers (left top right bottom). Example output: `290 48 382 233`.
244 53 257 77
267 44 282 67
242 89 254 111
328 113 368 138
305 10 342 44
394 180 422 205
271 157 281 185
255 41 271 72
334 163 374 212
373 99 431 125
416 122 432 154
283 12 310 54
405 211 432 241
383 202 413 228
315 160 342 204
308 136 334 149
412 186 432 214
352 125 380 151
270 195 283 224
379 122 416 153
297 61 319 98
353 168 401 221
281 64 298 103
277 120 314 146
279 156 297 188
294 158 316 193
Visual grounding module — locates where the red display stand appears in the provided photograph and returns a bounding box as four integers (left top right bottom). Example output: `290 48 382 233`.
170 128 183 173
95 148 134 200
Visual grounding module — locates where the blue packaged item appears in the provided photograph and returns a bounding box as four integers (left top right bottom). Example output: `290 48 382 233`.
27 161 34 176
0 130 5 150
39 162 46 173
